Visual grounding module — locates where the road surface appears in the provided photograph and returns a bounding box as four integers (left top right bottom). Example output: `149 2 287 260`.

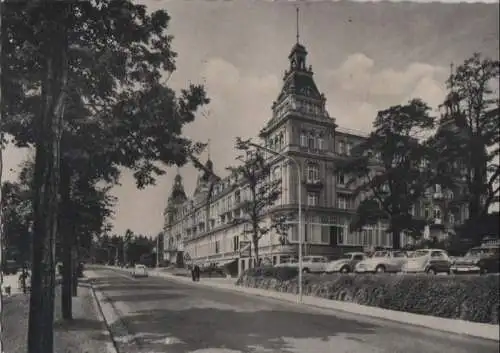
90 266 499 353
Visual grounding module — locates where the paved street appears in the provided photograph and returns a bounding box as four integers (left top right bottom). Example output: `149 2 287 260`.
90 266 498 353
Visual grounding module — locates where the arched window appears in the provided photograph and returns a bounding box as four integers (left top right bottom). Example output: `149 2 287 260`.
317 133 324 151
300 131 307 147
433 206 442 220
308 132 315 149
307 163 320 182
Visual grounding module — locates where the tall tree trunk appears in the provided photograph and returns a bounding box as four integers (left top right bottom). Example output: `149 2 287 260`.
27 7 68 353
0 2 5 352
72 243 78 297
60 162 73 320
391 228 401 250
252 231 259 267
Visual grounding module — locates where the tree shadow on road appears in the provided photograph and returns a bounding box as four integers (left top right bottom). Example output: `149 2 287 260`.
102 291 184 302
99 306 376 353
96 283 182 292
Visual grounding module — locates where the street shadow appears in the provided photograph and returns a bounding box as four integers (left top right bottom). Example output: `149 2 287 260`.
88 277 126 285
102 291 184 302
78 281 92 289
98 306 376 353
96 284 180 292
54 318 104 332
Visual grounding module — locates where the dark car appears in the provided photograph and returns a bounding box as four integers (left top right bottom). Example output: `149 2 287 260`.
2 260 20 275
450 244 500 274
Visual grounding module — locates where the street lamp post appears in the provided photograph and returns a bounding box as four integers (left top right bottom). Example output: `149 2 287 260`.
248 142 303 304
156 234 160 268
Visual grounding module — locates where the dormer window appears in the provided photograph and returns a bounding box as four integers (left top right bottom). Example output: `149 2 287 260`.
345 143 351 156
338 141 345 155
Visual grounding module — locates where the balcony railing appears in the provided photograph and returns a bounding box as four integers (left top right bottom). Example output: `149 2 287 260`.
304 179 323 190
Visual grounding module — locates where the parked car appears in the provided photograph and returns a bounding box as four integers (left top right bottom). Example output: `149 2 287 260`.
401 249 451 274
299 256 329 273
275 257 298 268
324 252 366 273
132 264 148 278
450 244 500 274
2 260 20 275
355 250 407 273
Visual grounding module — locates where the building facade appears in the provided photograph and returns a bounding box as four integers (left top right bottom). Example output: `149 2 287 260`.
163 39 467 275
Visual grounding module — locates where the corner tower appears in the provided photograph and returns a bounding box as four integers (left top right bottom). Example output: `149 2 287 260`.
260 8 336 149
259 7 337 213
165 170 187 225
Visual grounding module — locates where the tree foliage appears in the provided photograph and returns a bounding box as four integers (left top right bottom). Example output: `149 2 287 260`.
94 231 156 266
338 99 435 249
2 0 210 343
226 138 282 263
2 1 209 188
429 53 499 240
1 178 32 263
1 157 116 262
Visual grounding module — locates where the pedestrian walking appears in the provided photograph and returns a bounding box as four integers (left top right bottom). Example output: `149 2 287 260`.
191 265 196 282
18 265 30 294
194 264 201 281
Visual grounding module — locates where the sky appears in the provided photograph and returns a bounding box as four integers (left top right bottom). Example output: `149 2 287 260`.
2 0 499 237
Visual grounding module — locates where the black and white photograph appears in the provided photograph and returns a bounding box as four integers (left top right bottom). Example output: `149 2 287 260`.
1 0 499 353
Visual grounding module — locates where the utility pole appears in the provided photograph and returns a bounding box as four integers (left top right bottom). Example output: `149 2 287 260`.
156 234 160 268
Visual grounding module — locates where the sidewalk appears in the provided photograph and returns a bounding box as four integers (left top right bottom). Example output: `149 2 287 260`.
2 274 22 296
2 280 116 353
105 265 499 342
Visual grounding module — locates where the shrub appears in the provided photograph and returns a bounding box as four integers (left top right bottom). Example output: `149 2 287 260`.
237 266 298 284
237 267 500 324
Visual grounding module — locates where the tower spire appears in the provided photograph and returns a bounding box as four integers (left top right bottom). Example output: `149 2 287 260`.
296 7 300 44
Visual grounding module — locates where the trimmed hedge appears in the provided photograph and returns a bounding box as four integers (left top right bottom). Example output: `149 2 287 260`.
236 267 500 324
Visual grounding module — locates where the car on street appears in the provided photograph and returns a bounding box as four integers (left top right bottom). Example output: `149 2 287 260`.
132 264 148 278
355 250 407 273
324 252 366 273
2 260 20 275
275 257 298 268
450 244 500 274
401 249 451 274
300 256 329 273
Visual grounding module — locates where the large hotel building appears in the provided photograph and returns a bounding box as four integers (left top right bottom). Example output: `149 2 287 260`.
162 38 469 275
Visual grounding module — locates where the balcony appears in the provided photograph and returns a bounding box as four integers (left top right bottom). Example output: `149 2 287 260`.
303 179 323 190
433 192 444 200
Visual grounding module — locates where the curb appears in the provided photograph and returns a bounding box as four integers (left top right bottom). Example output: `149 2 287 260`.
86 271 144 351
132 267 500 342
86 276 122 353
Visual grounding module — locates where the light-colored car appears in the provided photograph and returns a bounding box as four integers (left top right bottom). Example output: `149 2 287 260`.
355 250 407 273
132 264 148 278
324 252 366 273
450 244 500 274
300 256 329 273
401 249 451 274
